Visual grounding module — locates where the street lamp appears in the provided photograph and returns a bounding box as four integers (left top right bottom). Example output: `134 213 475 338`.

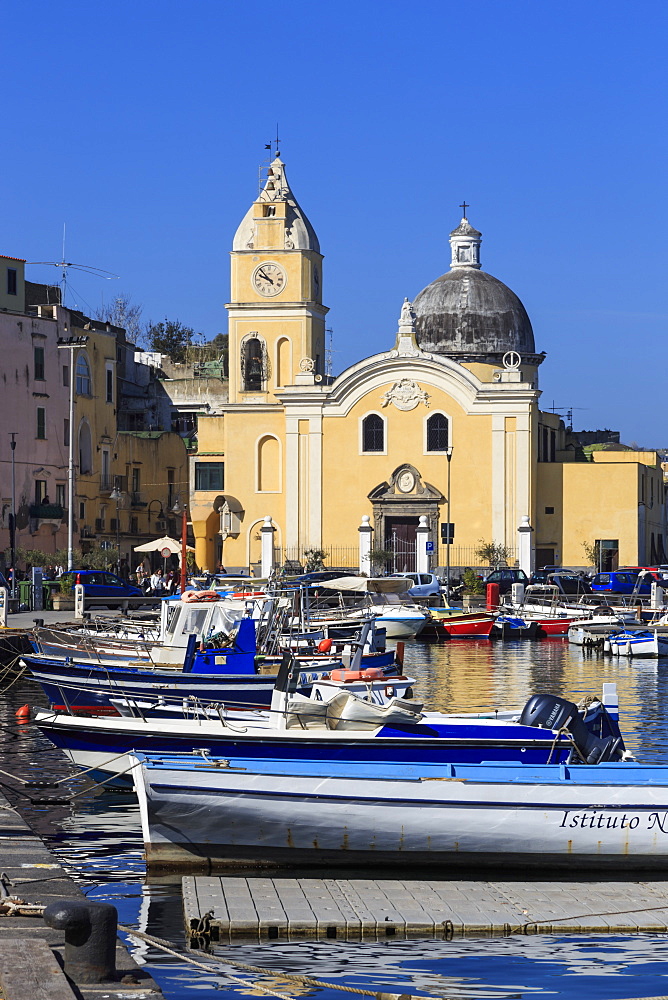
171 497 189 595
147 499 165 527
8 433 17 599
109 486 124 569
57 334 88 571
445 445 453 607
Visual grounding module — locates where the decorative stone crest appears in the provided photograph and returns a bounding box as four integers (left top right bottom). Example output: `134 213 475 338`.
397 470 416 493
381 378 430 411
299 357 315 373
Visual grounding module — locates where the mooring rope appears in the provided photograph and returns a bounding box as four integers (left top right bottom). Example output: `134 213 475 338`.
518 900 668 933
118 924 435 1000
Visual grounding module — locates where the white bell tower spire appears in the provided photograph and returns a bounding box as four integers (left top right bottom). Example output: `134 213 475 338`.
449 204 482 269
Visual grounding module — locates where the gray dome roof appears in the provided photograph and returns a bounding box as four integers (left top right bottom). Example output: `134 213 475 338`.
412 268 535 356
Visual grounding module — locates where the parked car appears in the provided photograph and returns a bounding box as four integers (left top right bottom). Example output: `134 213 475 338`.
483 568 529 595
387 572 442 598
73 570 142 607
590 570 645 595
544 572 591 596
530 566 566 585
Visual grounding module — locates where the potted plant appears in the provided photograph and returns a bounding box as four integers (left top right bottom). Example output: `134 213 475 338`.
369 548 393 575
462 568 485 609
52 573 75 611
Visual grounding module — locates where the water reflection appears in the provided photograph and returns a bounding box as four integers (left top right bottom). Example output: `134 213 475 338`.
2 642 668 998
402 639 665 759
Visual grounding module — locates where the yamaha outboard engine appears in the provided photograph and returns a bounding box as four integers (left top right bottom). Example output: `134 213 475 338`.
519 694 623 764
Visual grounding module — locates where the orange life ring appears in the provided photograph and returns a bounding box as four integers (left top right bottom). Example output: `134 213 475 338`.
330 666 385 683
360 667 385 680
180 590 220 603
181 591 201 602
331 669 362 682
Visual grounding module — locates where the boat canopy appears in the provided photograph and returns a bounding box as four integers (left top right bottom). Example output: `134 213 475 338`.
318 576 411 594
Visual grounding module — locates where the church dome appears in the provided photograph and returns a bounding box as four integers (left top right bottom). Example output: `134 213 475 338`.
412 216 535 357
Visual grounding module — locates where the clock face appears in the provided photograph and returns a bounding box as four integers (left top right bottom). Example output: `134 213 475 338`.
252 262 286 297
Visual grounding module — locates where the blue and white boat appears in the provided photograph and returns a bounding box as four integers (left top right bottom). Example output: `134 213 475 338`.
34 665 626 778
607 629 668 658
133 751 668 872
490 615 539 639
25 610 398 713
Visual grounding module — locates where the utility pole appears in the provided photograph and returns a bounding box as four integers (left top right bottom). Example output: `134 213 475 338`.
57 334 88 571
9 433 17 599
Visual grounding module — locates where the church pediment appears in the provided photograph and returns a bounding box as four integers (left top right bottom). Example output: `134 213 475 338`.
368 464 444 503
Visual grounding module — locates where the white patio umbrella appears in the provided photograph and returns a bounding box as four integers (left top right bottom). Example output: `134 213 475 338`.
133 535 195 554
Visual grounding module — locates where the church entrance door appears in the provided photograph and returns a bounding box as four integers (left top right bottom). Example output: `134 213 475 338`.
385 517 418 573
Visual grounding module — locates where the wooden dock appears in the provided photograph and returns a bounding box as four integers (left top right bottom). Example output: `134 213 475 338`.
183 875 668 941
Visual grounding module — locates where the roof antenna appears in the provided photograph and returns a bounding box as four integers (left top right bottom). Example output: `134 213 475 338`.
30 224 119 307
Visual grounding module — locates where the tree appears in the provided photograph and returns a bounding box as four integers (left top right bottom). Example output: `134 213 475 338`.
582 540 601 570
94 293 144 343
304 548 326 572
145 319 198 363
475 539 511 569
207 332 229 375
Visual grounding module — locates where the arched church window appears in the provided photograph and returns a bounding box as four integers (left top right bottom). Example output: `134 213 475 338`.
426 413 449 452
362 414 384 453
242 338 265 392
78 421 92 474
76 354 92 395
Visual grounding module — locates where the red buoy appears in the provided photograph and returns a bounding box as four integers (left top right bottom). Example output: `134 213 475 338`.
317 638 333 654
15 705 30 721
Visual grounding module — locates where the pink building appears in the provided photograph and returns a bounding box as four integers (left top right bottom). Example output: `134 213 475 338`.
0 256 69 566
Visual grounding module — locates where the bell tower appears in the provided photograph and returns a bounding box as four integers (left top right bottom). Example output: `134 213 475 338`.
227 156 327 402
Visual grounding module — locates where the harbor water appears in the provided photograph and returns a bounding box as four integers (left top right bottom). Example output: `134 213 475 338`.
3 635 668 999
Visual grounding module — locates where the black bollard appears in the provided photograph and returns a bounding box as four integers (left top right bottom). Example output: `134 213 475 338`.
43 899 117 983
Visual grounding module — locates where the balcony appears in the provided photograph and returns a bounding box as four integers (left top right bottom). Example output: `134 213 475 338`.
29 503 65 535
130 491 147 507
100 474 128 495
29 504 65 520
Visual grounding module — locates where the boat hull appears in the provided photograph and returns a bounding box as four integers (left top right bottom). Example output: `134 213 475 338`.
23 652 395 712
420 613 494 639
134 755 668 872
608 631 668 658
35 700 619 773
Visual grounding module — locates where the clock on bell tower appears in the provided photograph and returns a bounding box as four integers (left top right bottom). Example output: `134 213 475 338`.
226 156 328 402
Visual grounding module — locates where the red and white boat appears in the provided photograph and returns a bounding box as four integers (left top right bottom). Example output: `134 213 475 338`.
420 609 495 639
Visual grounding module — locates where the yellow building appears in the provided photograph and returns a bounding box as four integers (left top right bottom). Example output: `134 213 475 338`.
65 313 190 567
191 157 666 575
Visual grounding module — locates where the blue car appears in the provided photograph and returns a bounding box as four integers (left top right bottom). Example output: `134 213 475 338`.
73 570 142 605
590 571 647 595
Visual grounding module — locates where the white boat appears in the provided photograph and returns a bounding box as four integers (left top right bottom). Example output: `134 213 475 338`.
607 629 668 658
35 677 626 779
315 577 429 639
132 752 668 872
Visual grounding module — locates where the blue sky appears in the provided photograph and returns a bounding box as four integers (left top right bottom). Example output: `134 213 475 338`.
5 0 668 445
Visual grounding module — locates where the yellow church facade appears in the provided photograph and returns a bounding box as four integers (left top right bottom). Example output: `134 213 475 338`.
190 158 666 575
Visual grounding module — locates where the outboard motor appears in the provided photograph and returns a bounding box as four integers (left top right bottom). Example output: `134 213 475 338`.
519 693 623 764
